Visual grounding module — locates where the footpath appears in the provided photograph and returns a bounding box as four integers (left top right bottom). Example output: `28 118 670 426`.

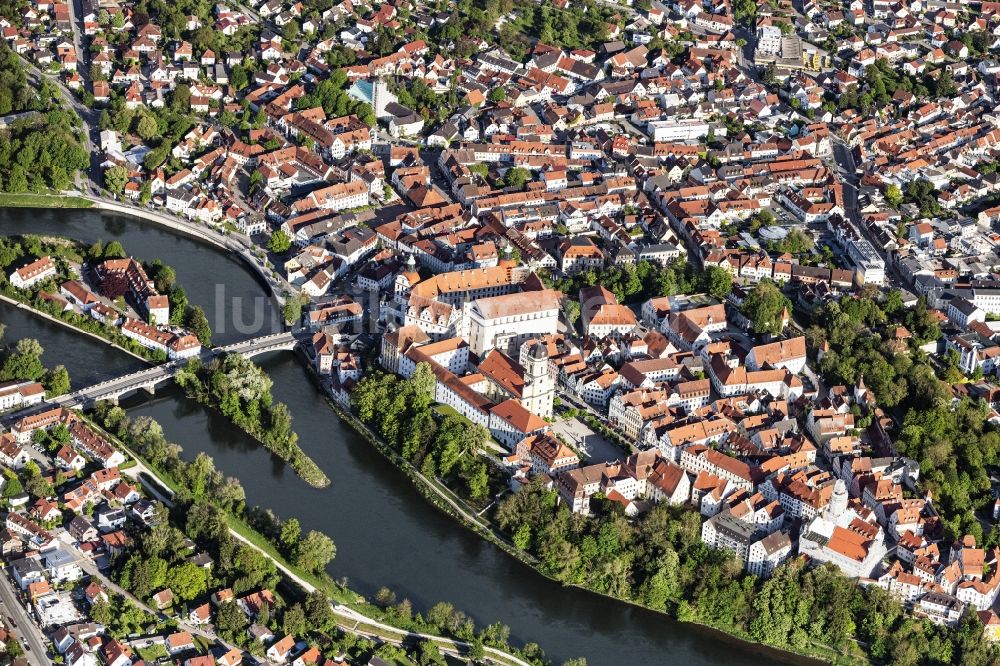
123 427 532 666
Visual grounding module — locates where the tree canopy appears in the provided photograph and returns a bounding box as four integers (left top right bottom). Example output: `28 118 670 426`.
740 281 790 337
0 44 89 192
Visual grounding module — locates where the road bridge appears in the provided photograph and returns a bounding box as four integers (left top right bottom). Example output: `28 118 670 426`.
51 331 298 408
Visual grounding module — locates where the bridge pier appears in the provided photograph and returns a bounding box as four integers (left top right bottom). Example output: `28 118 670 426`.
141 384 156 397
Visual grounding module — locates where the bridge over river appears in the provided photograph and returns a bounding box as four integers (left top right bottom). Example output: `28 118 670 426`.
50 331 299 409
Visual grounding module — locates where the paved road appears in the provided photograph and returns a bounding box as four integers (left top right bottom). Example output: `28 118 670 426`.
831 139 912 288
16 52 100 192
832 140 861 225
85 197 295 306
0 572 49 665
227 527 534 666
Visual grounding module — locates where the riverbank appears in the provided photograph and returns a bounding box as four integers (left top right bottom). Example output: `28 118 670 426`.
0 293 154 364
325 398 535 563
325 383 839 666
83 198 289 309
1 195 290 311
86 198 233 251
0 193 93 208
78 407 538 666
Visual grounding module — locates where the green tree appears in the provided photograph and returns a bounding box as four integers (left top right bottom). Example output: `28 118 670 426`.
139 180 152 205
169 562 208 601
703 266 733 299
281 293 307 325
230 65 249 90
120 554 168 599
7 165 28 193
564 300 581 328
416 639 447 666
1 338 46 382
90 598 113 626
410 362 436 407
884 183 903 207
280 517 301 553
303 590 334 631
741 281 790 337
294 530 336 574
171 84 192 113
44 364 71 396
144 146 168 171
104 165 128 195
774 228 814 255
504 167 531 189
5 639 22 658
103 240 127 259
0 238 24 268
135 114 159 140
282 603 307 636
185 306 212 345
147 262 176 292
214 597 248 643
268 229 292 254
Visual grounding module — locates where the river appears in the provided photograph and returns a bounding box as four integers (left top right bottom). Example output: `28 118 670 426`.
0 206 280 345
0 208 812 666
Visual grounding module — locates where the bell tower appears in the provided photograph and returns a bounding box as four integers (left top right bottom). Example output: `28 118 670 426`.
522 341 554 419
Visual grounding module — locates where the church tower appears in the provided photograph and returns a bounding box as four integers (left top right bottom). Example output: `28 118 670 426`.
854 374 867 404
522 341 554 420
825 479 849 521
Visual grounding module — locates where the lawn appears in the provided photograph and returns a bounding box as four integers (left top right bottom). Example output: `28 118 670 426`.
431 403 462 419
0 193 93 208
135 643 167 661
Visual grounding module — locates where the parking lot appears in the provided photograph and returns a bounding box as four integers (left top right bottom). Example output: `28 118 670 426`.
550 415 628 463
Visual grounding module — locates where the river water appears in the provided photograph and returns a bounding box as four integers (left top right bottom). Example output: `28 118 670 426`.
0 207 812 666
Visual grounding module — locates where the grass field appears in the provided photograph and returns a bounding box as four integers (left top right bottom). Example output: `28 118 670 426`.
0 193 93 208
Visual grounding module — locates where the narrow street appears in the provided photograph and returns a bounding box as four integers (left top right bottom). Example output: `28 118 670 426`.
16 54 100 191
56 533 235 649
